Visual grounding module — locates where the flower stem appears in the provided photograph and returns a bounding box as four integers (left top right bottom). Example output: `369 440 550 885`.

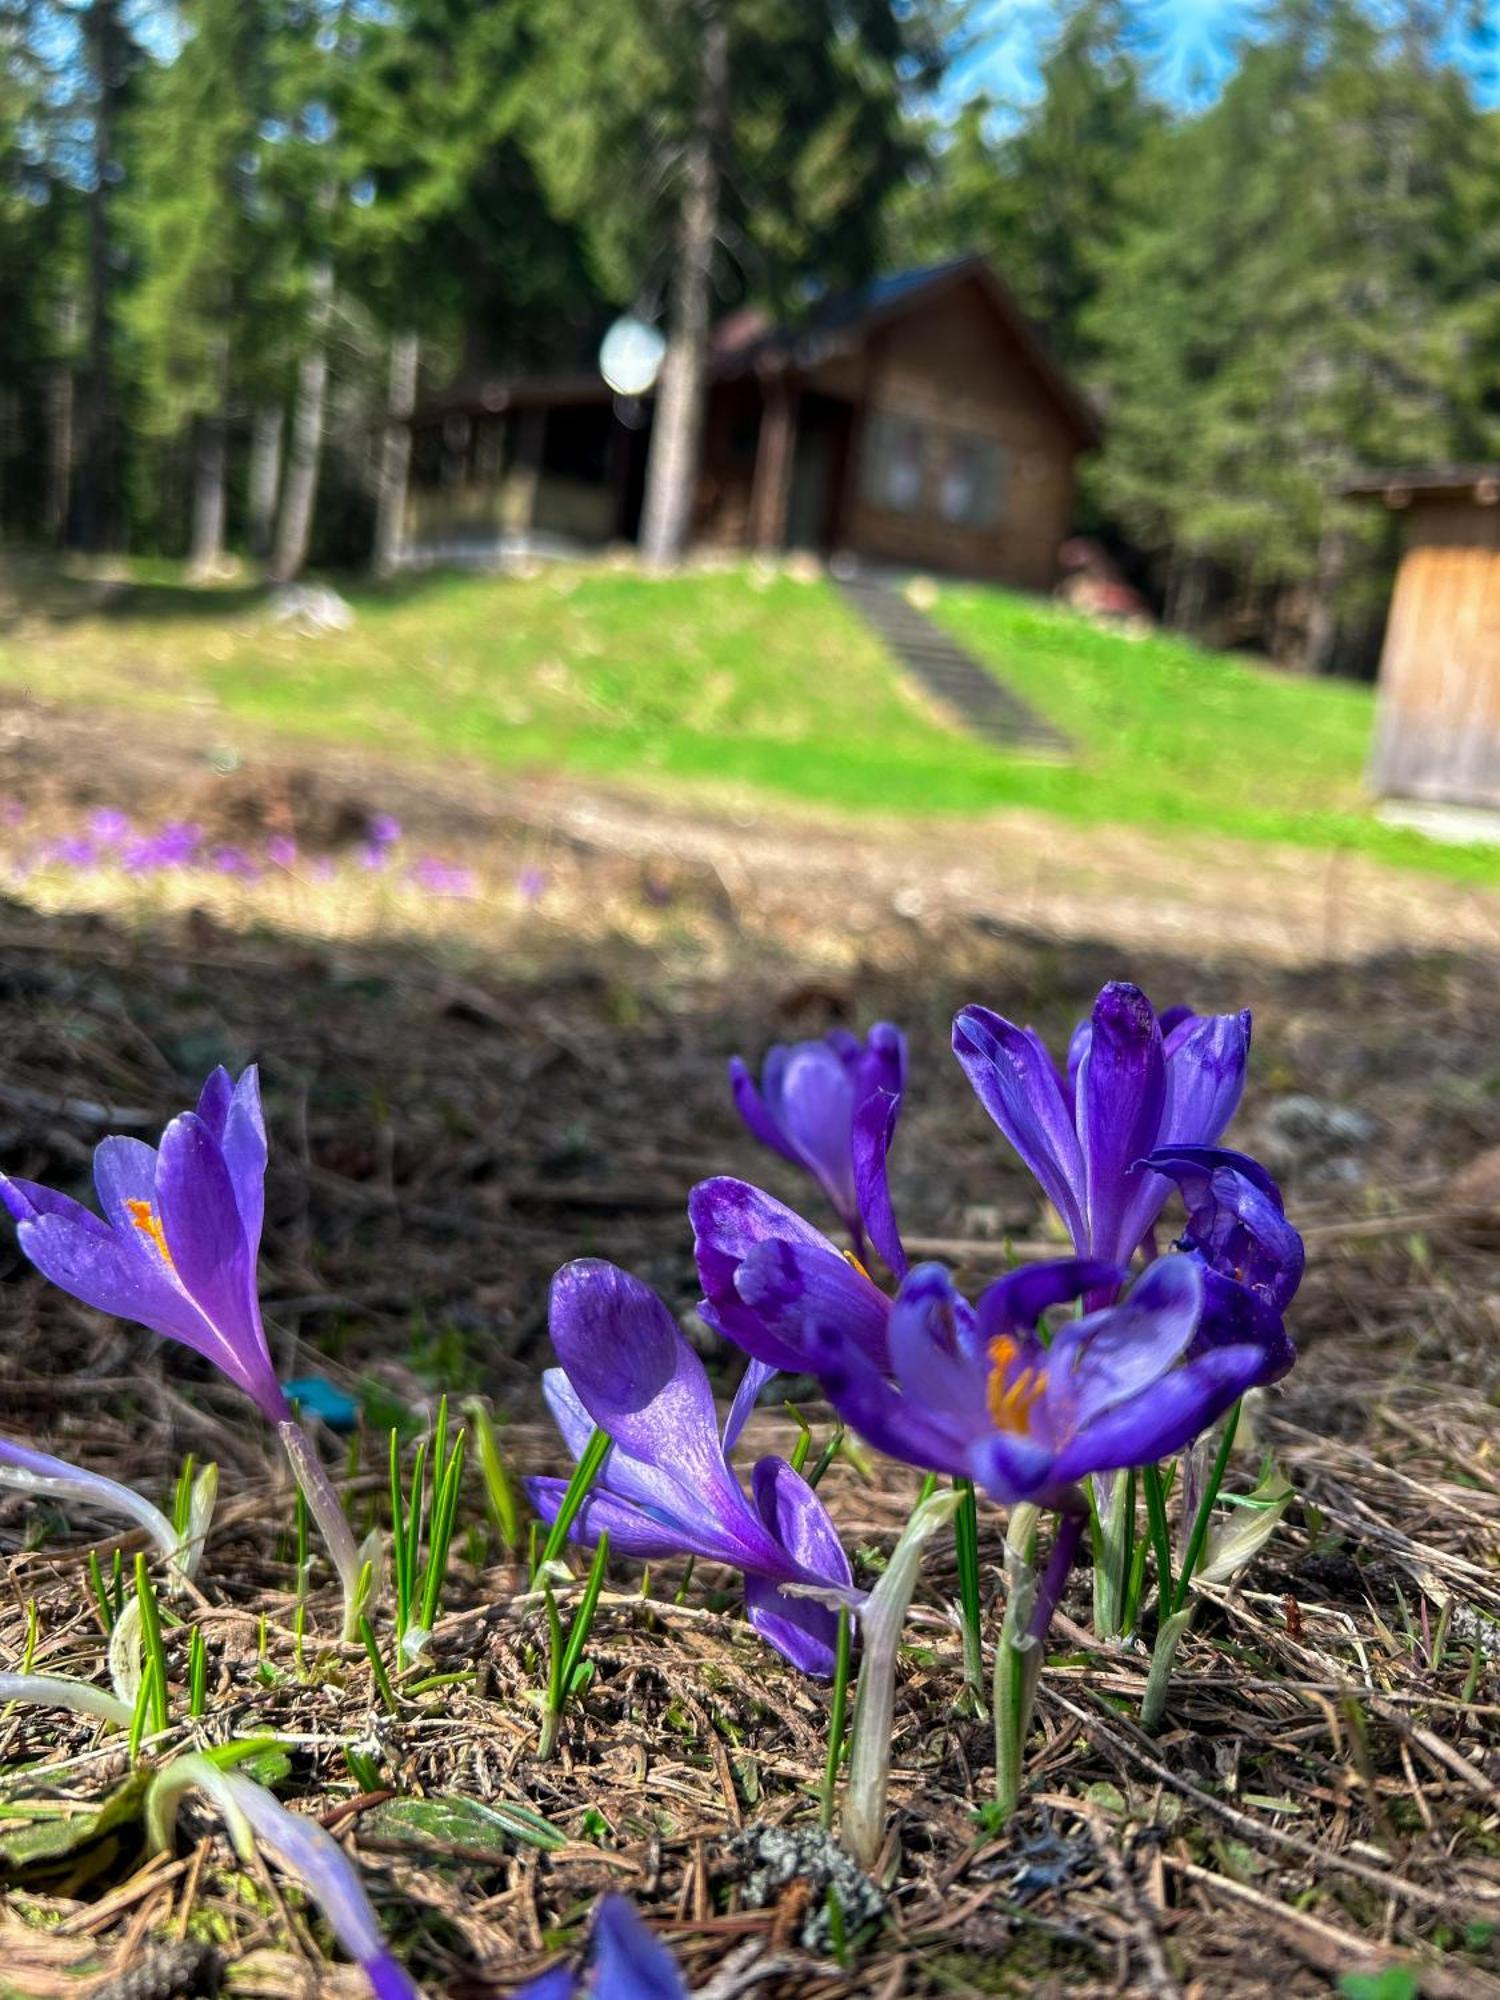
841 1487 963 1869
994 1504 1084 1817
277 1420 368 1641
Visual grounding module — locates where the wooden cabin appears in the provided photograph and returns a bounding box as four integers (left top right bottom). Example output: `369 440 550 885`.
1347 467 1500 808
403 256 1099 589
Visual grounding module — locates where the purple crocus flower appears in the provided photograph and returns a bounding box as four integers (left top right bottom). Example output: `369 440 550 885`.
953 983 1251 1266
729 1023 907 1271
88 808 131 847
369 813 402 848
265 833 298 868
1141 1145 1302 1377
690 1177 893 1377
515 1894 686 1999
0 1067 289 1425
518 864 547 905
796 1253 1286 1508
526 1260 854 1676
0 1069 369 1633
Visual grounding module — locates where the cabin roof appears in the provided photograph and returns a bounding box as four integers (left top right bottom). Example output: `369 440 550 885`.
415 253 1099 445
1343 465 1500 504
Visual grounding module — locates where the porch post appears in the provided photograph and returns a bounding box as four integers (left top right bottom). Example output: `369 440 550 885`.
749 372 797 552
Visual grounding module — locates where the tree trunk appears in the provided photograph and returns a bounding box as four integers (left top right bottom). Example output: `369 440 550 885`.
248 404 284 563
270 257 334 584
372 329 419 577
45 357 74 547
71 0 123 552
188 414 228 576
638 2 728 571
188 336 230 577
1302 523 1345 675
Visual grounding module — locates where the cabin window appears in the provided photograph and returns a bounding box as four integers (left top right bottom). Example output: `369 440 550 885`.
936 433 1005 530
862 412 926 514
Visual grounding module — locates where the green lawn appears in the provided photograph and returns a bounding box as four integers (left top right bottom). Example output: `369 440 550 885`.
2 559 1494 885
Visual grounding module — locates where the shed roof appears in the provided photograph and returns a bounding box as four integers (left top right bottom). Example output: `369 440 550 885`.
1343 465 1500 505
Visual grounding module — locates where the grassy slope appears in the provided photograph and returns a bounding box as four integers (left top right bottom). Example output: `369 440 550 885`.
3 560 1497 883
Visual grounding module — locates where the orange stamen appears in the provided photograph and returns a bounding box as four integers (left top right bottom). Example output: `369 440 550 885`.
843 1249 871 1280
125 1198 175 1269
986 1334 1047 1435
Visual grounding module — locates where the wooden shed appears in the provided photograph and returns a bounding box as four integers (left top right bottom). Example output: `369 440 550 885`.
1348 466 1500 807
404 255 1099 589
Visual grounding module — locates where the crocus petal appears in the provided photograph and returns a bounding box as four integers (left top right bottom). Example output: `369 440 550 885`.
511 1970 575 2000
1044 1254 1203 1434
859 1021 908 1102
194 1067 234 1141
965 1426 1062 1505
723 1356 777 1453
542 1366 712 1533
92 1138 165 1265
0 1175 113 1236
525 1477 727 1564
1194 1266 1297 1380
1160 1011 1251 1149
17 1211 227 1362
1115 1010 1251 1260
775 1043 858 1223
952 1006 1087 1248
744 1456 851 1675
222 1066 268 1250
732 1234 891 1374
208 1770 422 1999
811 1323 970 1479
155 1116 252 1327
728 1058 801 1166
853 1088 906 1278
547 1261 778 1566
975 1258 1126 1343
887 1263 984 1418
1049 1341 1273 1485
589 1895 689 2000
1142 1145 1304 1312
691 1177 889 1372
1076 982 1165 1262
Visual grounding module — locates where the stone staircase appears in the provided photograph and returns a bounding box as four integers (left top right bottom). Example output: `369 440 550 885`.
836 574 1070 757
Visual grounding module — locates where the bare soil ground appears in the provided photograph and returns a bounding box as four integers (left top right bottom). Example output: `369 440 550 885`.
0 689 1498 1998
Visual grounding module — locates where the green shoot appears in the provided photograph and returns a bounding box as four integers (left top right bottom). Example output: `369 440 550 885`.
787 1404 814 1477
87 1550 115 1637
807 1423 845 1490
172 1454 197 1538
539 1531 610 1758
359 1617 398 1716
1173 1403 1240 1615
389 1399 468 1660
188 1628 207 1719
952 1478 986 1707
820 1605 853 1831
532 1428 611 1582
464 1398 522 1550
345 1743 384 1792
21 1601 39 1676
134 1555 169 1735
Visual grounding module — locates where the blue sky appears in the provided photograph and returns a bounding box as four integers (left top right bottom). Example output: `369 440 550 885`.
943 1 1499 117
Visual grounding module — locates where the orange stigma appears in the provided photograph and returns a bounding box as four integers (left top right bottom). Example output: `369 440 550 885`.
986 1334 1047 1436
125 1198 175 1269
843 1249 871 1280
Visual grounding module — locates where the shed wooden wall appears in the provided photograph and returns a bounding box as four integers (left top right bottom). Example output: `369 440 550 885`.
1370 497 1500 806
834 276 1080 588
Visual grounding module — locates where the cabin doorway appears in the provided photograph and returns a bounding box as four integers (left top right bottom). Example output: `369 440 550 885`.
786 393 855 551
